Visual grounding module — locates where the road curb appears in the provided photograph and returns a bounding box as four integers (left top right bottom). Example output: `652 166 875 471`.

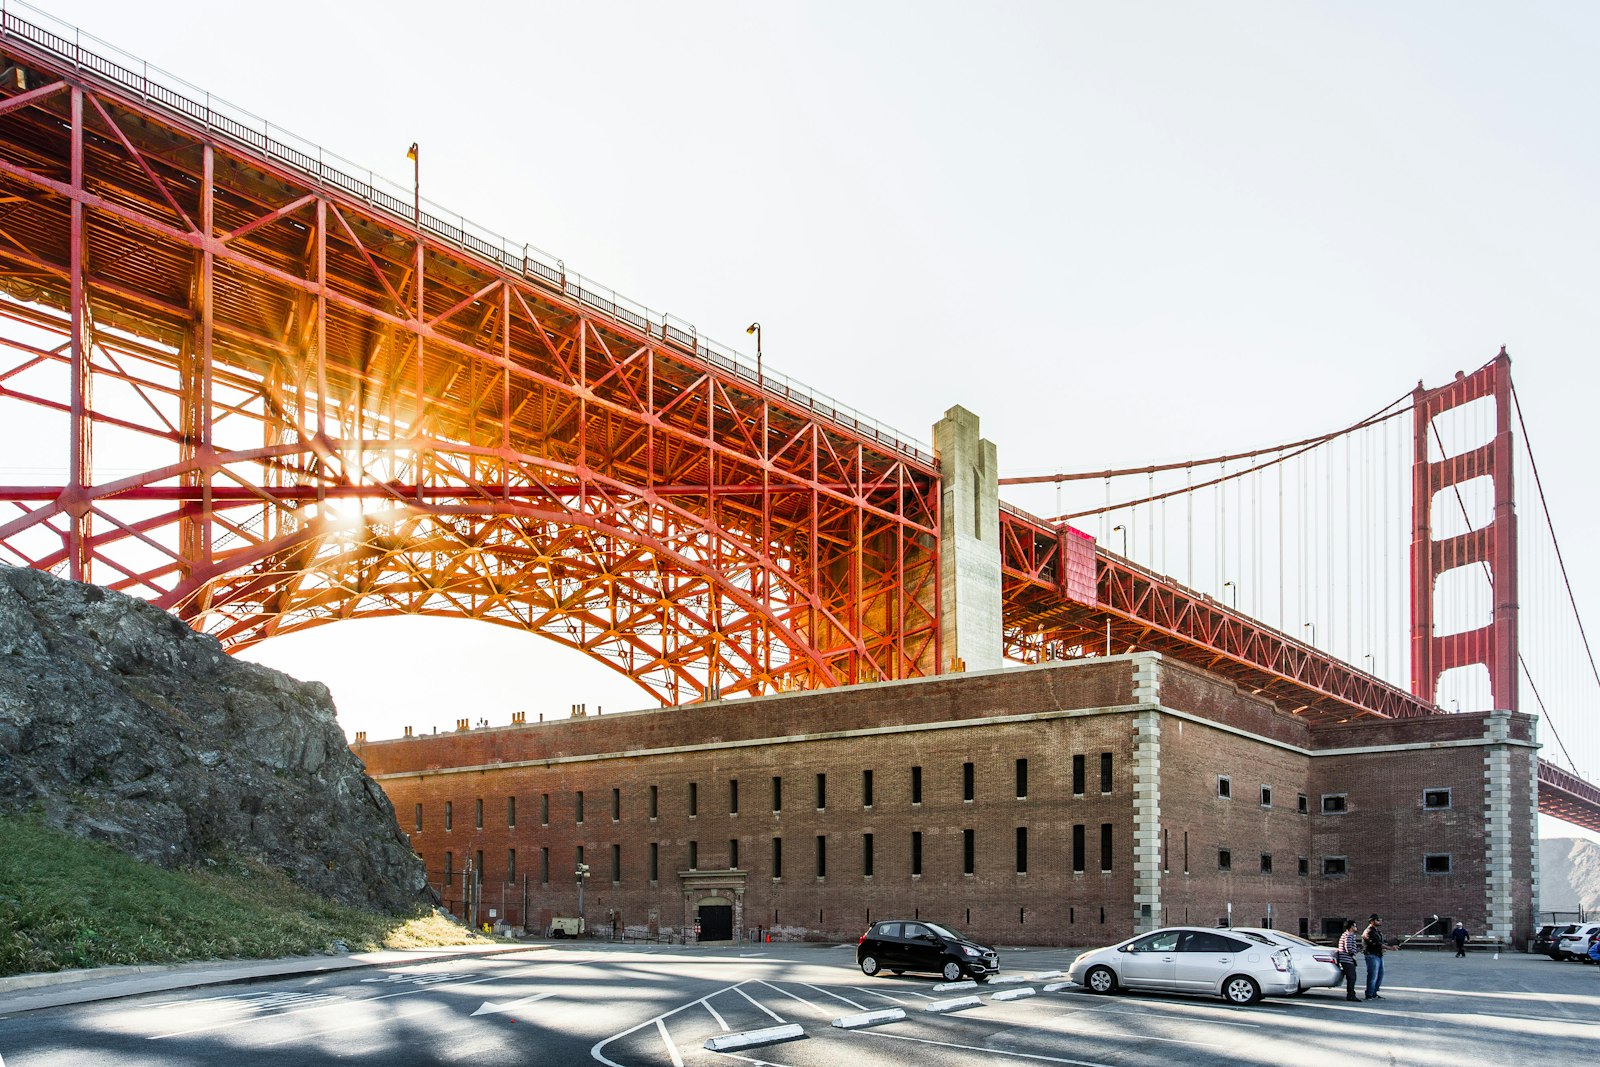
0 943 544 1013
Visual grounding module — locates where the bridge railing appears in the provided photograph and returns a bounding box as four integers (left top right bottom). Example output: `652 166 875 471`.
0 0 934 469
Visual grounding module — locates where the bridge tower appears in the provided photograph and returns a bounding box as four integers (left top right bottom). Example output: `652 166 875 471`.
1409 348 1517 711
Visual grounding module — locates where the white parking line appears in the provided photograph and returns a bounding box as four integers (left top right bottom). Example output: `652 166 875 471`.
591 983 746 1067
655 1018 685 1067
756 981 836 1016
1054 1001 1264 1028
1015 1013 1232 1050
853 986 914 1004
703 999 731 1032
799 983 868 1011
858 1029 1115 1066
735 986 788 1023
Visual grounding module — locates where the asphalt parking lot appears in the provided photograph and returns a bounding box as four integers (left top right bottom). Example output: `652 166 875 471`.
594 944 1600 1067
2 941 1596 1066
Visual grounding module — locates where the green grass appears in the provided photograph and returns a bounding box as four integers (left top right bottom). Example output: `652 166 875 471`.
0 815 489 977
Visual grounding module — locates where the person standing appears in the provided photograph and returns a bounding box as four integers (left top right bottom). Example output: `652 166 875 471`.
1451 922 1469 958
1336 919 1361 1001
1362 914 1387 999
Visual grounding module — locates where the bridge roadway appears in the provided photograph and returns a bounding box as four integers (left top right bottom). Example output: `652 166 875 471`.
0 7 1594 830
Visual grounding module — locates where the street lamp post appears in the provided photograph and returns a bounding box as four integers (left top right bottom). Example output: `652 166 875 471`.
1112 523 1127 556
406 142 419 228
1222 580 1237 609
1304 622 1316 647
746 322 762 387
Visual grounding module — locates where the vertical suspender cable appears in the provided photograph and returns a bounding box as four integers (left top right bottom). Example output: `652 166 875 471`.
1277 452 1284 630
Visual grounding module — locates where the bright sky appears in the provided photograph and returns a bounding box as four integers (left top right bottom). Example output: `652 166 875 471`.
35 1 1600 841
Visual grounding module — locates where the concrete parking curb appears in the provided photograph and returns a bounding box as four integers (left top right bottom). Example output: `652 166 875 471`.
833 1009 906 1029
924 995 983 1013
703 1024 805 1051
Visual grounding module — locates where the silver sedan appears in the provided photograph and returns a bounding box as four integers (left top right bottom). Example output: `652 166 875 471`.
1067 926 1298 1005
1229 927 1343 993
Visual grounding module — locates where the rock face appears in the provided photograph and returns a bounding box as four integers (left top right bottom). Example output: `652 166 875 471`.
0 565 431 913
1541 837 1600 914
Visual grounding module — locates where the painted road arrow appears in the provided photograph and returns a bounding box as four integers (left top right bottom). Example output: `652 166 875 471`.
471 990 556 1017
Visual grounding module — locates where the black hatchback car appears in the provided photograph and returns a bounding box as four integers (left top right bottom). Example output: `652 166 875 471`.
857 920 999 981
1533 924 1563 959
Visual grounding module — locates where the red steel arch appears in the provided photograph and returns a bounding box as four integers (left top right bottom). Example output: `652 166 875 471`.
0 18 941 704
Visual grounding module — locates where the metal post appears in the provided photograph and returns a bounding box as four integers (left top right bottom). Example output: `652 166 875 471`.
576 862 589 932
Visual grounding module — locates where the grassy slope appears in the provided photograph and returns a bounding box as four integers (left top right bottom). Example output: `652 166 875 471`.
0 815 488 976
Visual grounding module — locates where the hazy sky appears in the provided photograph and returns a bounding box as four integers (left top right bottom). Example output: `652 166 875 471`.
33 1 1600 839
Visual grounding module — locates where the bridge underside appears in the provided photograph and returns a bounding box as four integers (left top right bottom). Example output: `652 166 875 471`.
0 30 940 705
0 13 1595 831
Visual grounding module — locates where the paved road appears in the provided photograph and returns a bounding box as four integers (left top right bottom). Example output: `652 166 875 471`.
1 942 1597 1065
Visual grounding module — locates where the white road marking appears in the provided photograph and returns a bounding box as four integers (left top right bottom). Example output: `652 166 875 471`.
1017 1012 1232 1049
703 998 731 1031
591 983 745 1067
799 982 868 1011
472 990 556 1017
1054 1001 1265 1028
859 1029 1116 1066
149 965 542 1040
655 1017 685 1067
852 986 913 1004
735 985 788 1023
738 952 768 958
755 980 834 1016
254 1000 449 1047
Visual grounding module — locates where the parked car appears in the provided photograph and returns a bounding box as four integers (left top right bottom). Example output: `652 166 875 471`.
1545 924 1578 959
1230 927 1342 993
857 919 999 981
1067 926 1297 1005
1532 924 1562 959
1555 922 1600 962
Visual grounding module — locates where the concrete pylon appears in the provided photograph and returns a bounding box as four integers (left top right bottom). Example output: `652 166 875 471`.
934 406 1002 673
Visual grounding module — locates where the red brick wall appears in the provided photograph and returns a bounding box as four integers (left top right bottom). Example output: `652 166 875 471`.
353 655 1536 948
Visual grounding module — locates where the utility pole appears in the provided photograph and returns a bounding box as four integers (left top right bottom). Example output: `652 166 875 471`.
576 862 590 934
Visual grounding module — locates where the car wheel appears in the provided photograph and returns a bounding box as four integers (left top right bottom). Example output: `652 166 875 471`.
942 960 964 982
1085 965 1118 994
1222 975 1261 1005
860 955 881 977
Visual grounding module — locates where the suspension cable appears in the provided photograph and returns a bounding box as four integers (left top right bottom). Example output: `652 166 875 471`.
1042 399 1413 522
1001 389 1415 485
1510 380 1600 691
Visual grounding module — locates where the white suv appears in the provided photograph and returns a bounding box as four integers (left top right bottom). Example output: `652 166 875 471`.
1555 922 1600 961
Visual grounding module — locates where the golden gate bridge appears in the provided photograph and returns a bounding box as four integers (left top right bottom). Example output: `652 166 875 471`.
0 2 1594 831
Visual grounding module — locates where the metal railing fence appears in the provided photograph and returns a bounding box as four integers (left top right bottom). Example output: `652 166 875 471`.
0 0 933 466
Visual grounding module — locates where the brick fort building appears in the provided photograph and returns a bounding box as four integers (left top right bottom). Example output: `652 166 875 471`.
352 651 1539 948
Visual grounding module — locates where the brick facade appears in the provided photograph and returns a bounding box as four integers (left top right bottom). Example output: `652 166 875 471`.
352 653 1539 948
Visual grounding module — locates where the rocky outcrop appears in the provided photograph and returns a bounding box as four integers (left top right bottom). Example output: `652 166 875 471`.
1541 837 1600 913
0 565 431 913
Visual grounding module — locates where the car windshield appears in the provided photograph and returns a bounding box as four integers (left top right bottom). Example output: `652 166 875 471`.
925 923 959 940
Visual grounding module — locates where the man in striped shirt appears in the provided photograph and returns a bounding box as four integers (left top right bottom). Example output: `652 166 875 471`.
1336 919 1360 1001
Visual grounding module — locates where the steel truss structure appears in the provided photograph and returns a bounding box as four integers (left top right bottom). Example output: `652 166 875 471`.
0 22 941 703
0 9 1594 829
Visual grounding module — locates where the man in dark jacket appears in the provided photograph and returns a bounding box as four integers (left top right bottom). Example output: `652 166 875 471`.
1362 914 1386 999
1451 922 1469 957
